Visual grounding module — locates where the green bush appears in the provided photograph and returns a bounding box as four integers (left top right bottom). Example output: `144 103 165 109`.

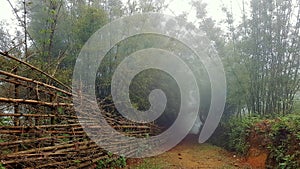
97 153 126 169
266 113 300 169
226 116 261 155
0 163 5 169
220 113 300 168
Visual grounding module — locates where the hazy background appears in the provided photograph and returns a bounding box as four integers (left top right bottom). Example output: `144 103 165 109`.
0 0 247 34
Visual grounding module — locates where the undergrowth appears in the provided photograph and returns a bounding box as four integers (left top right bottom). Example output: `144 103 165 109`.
97 152 126 169
267 113 300 169
226 115 261 155
213 112 300 169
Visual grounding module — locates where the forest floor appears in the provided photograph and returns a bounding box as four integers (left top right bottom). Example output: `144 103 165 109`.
126 135 253 169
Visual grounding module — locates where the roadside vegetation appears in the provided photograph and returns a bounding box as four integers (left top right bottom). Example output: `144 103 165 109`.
0 0 299 168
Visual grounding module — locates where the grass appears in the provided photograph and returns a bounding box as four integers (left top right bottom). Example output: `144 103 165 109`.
130 159 168 169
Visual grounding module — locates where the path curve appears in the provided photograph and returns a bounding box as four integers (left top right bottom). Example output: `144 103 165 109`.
127 135 252 169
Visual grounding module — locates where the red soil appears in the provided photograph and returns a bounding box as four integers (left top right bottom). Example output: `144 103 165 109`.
127 135 253 169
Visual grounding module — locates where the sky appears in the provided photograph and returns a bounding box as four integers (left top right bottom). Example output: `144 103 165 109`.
0 0 13 22
0 0 247 34
165 0 246 25
0 0 19 32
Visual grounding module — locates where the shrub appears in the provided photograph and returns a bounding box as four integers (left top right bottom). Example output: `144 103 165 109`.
226 115 261 155
97 153 126 169
266 113 300 169
222 113 300 168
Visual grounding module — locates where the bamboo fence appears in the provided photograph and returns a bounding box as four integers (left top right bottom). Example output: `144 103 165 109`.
0 53 161 168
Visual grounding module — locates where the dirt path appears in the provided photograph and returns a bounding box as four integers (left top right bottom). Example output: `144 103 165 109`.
127 135 251 169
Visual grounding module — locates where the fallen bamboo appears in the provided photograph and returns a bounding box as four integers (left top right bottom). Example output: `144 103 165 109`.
12 141 94 154
0 51 71 91
0 78 72 101
0 70 72 96
0 135 87 147
0 54 162 169
0 125 84 131
77 155 110 168
2 155 73 165
3 152 69 159
0 113 77 119
0 97 73 107
33 153 108 169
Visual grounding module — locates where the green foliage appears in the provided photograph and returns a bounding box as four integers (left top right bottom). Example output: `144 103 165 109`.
27 0 109 85
266 113 300 169
97 153 126 169
219 0 300 116
222 47 249 116
58 107 64 114
0 163 5 169
222 113 300 168
226 116 261 155
0 117 12 126
95 32 212 127
73 160 81 164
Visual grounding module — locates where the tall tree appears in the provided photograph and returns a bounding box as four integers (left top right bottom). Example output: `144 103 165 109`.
27 0 108 83
234 0 300 115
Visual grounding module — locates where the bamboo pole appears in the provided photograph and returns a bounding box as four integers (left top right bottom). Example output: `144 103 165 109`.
0 113 77 118
0 135 86 147
0 78 72 101
0 97 73 107
0 70 72 96
0 51 71 91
